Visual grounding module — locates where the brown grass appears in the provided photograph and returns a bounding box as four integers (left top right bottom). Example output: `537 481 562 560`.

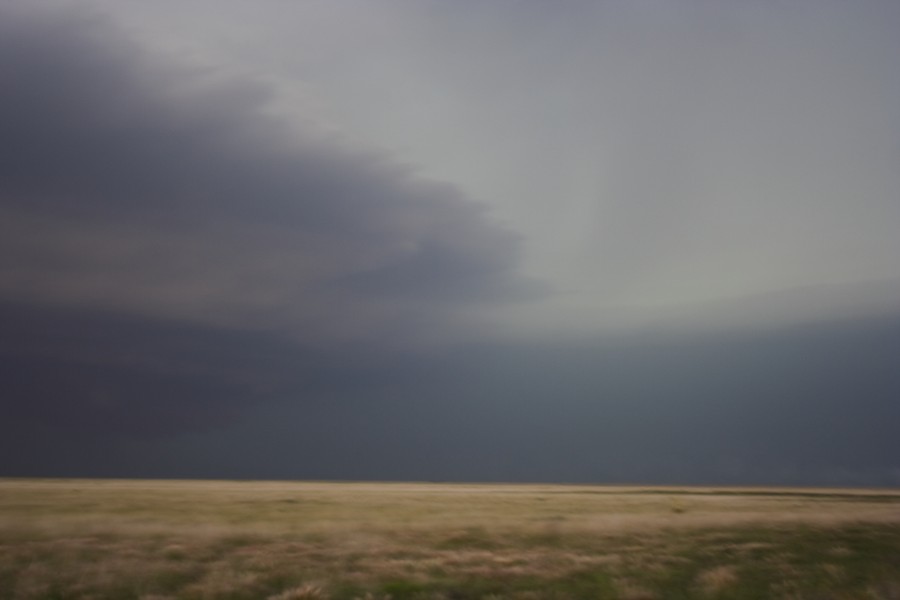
1 479 899 599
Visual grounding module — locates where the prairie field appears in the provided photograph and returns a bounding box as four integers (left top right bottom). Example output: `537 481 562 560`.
1 479 899 599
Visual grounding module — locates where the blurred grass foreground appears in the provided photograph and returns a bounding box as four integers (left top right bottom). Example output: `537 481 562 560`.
1 479 899 599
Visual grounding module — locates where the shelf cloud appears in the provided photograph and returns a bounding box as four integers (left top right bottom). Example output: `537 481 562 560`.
2 1 899 486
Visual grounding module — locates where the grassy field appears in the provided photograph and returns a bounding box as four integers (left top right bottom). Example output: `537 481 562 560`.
1 479 899 599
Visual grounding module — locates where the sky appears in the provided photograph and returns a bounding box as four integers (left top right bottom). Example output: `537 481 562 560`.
2 0 900 486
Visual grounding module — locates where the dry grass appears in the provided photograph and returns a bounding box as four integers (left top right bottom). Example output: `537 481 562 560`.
695 564 738 595
1 479 899 599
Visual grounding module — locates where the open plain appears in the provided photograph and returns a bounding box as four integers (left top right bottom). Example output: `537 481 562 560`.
1 479 899 599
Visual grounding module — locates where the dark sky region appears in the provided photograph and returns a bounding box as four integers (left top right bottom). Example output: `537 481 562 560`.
2 1 900 486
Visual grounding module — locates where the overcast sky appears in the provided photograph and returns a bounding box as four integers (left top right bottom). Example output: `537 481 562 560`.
2 0 899 485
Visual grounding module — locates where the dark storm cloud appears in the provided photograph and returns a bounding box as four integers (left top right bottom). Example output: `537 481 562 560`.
0 2 540 450
3 2 900 487
145 314 900 486
0 3 539 339
8 309 898 486
0 300 398 441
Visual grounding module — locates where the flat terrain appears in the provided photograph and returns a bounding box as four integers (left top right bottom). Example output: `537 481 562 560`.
1 479 899 599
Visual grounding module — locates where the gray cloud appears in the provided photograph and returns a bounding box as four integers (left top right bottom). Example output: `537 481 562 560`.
0 299 390 441
172 0 899 330
5 306 899 486
68 1 900 330
2 1 900 487
0 2 541 346
212 313 900 486
0 2 542 454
